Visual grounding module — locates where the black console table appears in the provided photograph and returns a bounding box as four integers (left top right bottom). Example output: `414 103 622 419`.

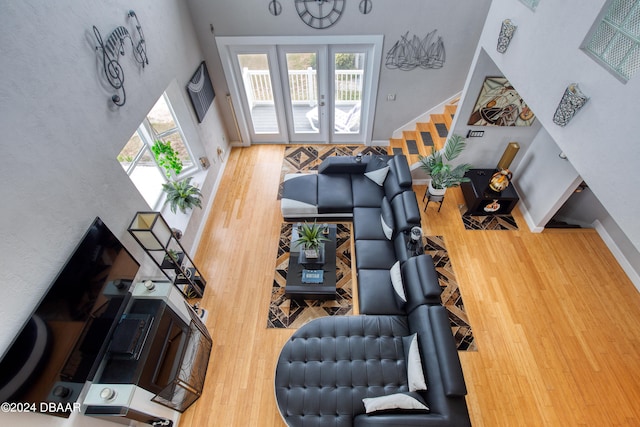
460 169 519 215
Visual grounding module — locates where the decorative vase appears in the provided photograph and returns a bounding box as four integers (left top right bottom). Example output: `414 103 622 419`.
497 19 517 53
553 83 589 127
489 169 512 192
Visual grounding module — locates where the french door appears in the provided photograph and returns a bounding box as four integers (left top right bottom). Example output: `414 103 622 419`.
217 36 382 144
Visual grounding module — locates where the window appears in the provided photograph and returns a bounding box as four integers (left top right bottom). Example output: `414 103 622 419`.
118 93 196 207
584 0 640 81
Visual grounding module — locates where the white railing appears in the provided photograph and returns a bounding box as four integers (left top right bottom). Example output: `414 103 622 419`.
242 67 363 106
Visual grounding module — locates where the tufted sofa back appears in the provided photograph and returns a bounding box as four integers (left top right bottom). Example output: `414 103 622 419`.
275 316 410 427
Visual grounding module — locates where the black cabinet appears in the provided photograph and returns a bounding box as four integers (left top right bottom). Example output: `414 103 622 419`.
461 169 519 215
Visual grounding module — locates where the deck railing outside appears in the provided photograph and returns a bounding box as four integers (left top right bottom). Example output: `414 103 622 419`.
242 67 363 107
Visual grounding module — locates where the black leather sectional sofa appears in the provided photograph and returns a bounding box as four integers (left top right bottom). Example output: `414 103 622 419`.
277 155 471 426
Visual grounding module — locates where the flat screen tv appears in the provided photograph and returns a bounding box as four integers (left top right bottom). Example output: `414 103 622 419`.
0 217 140 416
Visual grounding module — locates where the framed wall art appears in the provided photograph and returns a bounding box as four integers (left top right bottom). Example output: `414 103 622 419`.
467 76 535 126
187 61 215 123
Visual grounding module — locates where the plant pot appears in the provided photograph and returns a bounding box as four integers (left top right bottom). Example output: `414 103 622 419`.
428 181 447 196
299 243 325 265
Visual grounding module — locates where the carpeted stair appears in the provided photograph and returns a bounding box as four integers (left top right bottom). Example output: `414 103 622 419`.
389 99 458 163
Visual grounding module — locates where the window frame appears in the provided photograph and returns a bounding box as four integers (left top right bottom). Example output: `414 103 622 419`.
582 0 640 83
119 92 199 209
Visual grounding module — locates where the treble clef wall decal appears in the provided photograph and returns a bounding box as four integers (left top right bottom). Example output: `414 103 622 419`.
93 10 148 107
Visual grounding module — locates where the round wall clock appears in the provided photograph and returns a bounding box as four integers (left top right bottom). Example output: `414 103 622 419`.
295 0 345 29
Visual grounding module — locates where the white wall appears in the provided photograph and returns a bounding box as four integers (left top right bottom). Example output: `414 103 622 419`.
0 1 228 424
515 129 583 231
186 0 492 143
451 0 640 286
453 48 543 169
476 0 640 248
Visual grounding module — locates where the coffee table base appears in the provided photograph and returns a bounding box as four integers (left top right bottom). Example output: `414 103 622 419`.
285 285 336 302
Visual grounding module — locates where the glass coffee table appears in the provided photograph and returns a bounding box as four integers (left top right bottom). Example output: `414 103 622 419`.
285 224 337 301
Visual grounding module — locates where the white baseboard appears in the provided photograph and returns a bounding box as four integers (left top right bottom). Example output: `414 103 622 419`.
392 92 461 139
518 203 545 233
191 148 230 255
593 220 640 292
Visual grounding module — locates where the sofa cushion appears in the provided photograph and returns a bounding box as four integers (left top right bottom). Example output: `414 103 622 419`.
389 155 413 187
380 197 394 240
384 155 413 202
355 239 397 270
364 156 390 186
282 173 318 206
357 269 406 315
391 191 421 233
275 315 411 427
362 392 429 414
351 174 385 207
409 306 467 398
281 174 319 218
403 255 442 313
317 173 353 213
393 232 410 265
318 155 368 174
403 333 427 392
390 261 406 303
353 207 385 240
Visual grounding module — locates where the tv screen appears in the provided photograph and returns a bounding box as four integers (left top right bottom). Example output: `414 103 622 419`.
0 217 140 416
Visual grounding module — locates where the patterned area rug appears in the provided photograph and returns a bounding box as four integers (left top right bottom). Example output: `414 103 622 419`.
267 223 353 328
278 145 388 199
266 224 476 351
459 204 518 231
423 235 476 351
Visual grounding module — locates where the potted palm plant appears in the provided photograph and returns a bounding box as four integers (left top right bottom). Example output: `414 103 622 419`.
419 134 472 196
162 177 203 214
295 221 330 259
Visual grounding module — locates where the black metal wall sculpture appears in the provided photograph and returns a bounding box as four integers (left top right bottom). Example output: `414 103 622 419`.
385 30 445 71
93 10 148 107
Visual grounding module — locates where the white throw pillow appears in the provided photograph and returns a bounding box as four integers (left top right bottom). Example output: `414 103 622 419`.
380 214 393 240
390 261 406 302
362 392 429 413
404 333 427 392
364 166 389 186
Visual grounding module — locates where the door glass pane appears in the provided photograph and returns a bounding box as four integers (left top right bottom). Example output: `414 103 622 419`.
285 52 318 133
334 52 364 134
237 54 279 134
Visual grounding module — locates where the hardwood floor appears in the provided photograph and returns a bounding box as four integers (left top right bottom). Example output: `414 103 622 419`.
182 144 640 426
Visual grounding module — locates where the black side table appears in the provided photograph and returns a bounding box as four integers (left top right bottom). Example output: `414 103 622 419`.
460 169 519 215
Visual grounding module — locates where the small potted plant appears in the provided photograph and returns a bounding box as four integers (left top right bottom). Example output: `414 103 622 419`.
164 249 181 268
162 177 203 214
419 133 472 196
152 140 183 177
295 221 330 259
